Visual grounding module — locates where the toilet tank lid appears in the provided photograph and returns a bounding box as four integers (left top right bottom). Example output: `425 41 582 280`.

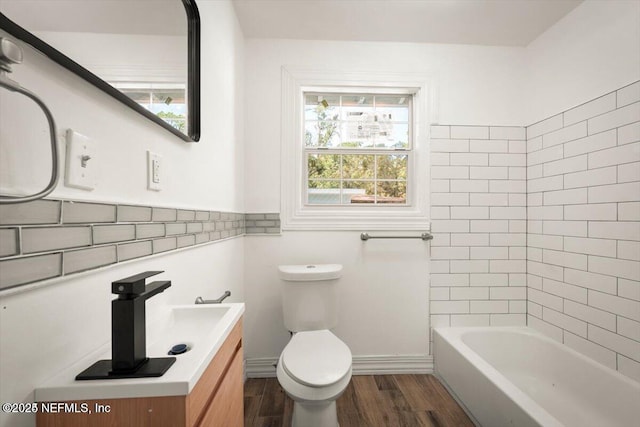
278 264 343 281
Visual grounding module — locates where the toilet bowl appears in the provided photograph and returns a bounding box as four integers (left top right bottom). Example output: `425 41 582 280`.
277 330 352 427
277 264 352 427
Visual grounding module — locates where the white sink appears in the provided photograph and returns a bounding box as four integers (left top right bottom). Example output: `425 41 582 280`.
35 303 244 402
147 304 233 353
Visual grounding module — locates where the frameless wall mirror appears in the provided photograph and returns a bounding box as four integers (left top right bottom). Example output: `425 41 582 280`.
0 0 200 142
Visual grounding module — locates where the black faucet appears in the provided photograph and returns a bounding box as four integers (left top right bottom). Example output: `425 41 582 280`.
111 271 171 373
76 271 176 380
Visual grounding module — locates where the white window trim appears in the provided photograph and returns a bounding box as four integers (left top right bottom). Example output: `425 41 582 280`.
281 67 439 231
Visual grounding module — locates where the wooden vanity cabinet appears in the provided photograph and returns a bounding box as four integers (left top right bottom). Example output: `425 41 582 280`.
37 317 244 427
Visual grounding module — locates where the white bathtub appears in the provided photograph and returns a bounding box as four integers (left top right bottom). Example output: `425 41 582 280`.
434 327 640 427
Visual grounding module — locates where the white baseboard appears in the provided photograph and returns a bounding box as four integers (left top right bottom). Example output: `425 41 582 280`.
245 354 434 378
245 357 279 378
352 354 434 375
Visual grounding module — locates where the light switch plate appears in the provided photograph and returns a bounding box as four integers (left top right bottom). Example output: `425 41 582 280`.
65 130 96 191
147 151 162 191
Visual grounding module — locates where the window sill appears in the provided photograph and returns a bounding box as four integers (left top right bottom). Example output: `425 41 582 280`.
282 207 430 231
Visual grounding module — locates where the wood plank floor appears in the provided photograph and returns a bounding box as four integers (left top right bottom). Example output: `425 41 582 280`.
244 374 474 427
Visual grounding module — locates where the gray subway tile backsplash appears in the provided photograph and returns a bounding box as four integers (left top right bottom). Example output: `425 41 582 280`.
245 214 281 235
195 233 210 244
0 228 19 257
117 241 153 262
0 200 60 225
187 223 203 233
0 253 62 290
195 211 210 221
63 202 116 223
152 207 177 222
153 237 177 254
22 226 92 254
136 223 166 239
0 198 277 290
93 224 136 245
166 223 187 236
177 235 196 248
177 210 196 221
64 246 117 274
117 205 152 222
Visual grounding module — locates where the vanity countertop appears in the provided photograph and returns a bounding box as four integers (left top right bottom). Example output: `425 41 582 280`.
34 303 244 402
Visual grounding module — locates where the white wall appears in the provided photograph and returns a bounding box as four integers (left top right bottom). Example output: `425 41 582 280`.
0 1 245 426
242 39 527 368
525 0 640 125
245 39 526 212
244 232 430 363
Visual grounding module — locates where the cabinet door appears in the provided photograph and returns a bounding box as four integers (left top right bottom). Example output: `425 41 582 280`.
198 348 244 427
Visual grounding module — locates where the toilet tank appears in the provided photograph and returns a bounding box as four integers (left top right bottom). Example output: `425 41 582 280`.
278 264 343 332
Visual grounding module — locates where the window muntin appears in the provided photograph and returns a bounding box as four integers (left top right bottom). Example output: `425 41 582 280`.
304 92 412 205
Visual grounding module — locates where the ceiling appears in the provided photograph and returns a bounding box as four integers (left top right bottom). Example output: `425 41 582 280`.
232 0 584 47
1 0 186 36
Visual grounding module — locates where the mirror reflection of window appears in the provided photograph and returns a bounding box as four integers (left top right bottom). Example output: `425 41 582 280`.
113 83 187 132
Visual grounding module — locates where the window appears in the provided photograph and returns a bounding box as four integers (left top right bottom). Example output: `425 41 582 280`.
304 93 411 206
281 68 435 230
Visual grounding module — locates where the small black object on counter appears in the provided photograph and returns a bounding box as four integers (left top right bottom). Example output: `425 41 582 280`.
168 344 189 355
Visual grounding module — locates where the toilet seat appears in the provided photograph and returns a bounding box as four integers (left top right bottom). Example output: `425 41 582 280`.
281 330 352 388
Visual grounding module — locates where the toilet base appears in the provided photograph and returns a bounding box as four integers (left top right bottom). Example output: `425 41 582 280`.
292 400 338 427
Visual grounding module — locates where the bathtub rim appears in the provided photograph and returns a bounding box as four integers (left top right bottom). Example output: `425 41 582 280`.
435 326 640 427
435 326 564 427
435 326 640 389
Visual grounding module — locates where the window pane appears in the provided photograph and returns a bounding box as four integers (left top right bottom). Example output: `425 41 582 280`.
342 120 375 148
342 154 374 179
341 95 374 121
307 180 340 204
344 180 375 204
308 154 340 179
377 181 407 204
305 94 339 121
304 95 319 121
375 122 409 148
375 95 410 122
377 154 407 179
305 121 340 147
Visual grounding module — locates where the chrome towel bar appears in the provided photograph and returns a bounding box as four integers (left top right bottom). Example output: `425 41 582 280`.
195 290 231 304
360 232 433 241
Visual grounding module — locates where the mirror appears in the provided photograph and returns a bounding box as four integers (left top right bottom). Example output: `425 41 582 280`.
0 0 200 142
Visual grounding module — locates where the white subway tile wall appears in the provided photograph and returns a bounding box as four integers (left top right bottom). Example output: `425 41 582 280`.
527 82 640 381
430 124 528 346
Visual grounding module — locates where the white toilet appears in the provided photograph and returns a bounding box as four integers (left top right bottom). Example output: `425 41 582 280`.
276 264 353 427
